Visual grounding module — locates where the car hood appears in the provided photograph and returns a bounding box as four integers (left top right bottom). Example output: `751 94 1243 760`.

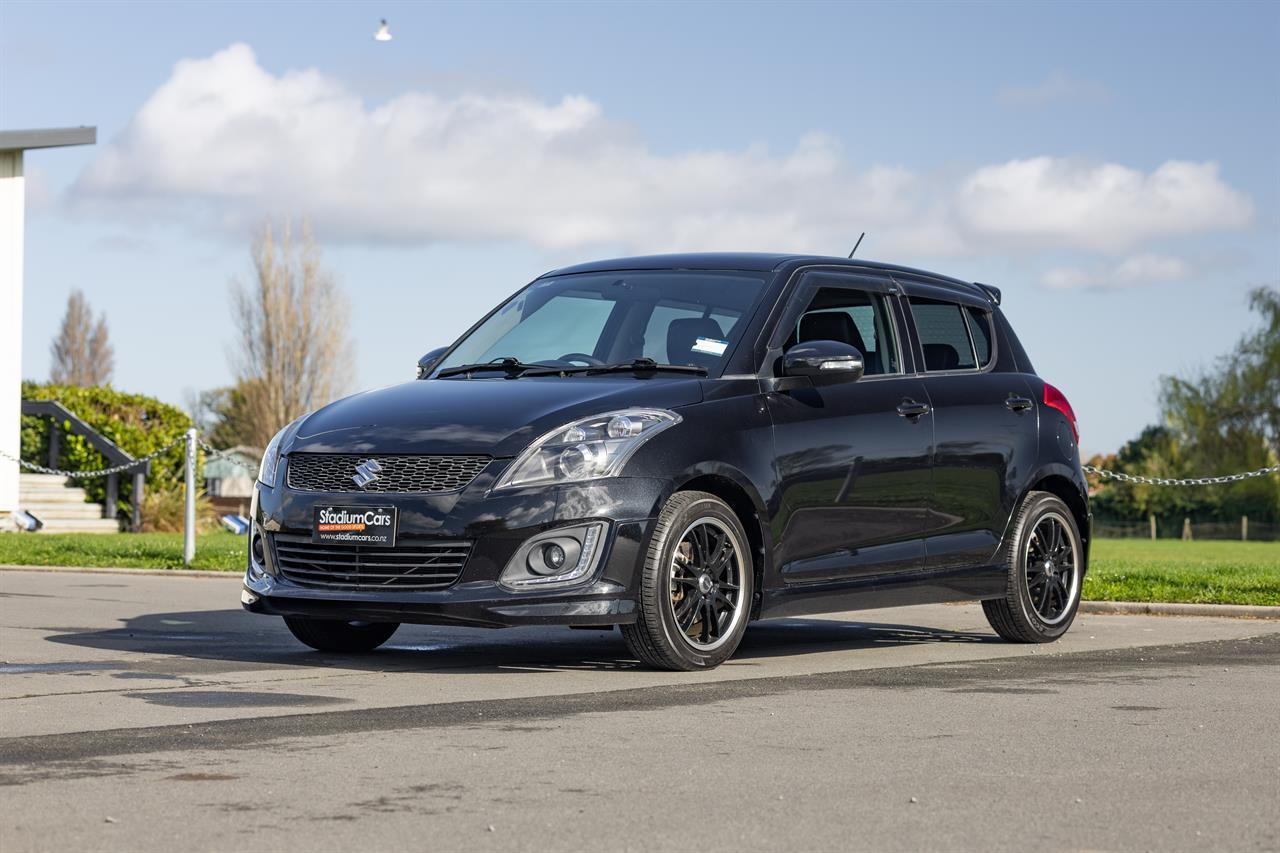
286 375 705 457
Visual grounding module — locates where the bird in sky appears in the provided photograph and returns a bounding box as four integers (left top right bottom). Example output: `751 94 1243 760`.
374 19 392 42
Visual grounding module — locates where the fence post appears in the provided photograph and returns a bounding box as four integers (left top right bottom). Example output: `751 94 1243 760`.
1181 517 1192 541
183 428 197 567
104 473 117 521
1149 514 1156 541
132 471 144 532
1242 515 1248 542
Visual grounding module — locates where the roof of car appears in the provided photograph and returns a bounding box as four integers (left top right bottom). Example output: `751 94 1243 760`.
540 253 993 301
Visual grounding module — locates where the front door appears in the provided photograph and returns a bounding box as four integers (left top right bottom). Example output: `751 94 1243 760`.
766 272 933 584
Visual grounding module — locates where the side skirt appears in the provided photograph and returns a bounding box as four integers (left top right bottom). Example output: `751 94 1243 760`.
758 564 1006 620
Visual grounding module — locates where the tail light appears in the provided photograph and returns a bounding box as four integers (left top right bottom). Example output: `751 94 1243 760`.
1043 383 1078 444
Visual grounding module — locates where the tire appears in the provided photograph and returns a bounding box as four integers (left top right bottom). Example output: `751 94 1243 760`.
283 616 399 653
621 491 754 671
983 491 1084 643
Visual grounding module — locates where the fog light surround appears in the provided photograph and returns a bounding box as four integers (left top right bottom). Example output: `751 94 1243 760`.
502 522 608 590
246 528 273 581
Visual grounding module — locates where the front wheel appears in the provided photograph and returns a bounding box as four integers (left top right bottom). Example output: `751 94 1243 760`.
621 491 754 671
283 616 399 653
983 491 1084 643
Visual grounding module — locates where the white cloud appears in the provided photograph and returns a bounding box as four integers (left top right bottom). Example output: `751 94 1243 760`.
72 44 1255 264
957 157 1253 253
1042 253 1193 291
999 72 1111 108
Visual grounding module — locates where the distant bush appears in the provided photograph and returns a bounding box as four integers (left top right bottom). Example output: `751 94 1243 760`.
20 382 201 524
138 486 217 533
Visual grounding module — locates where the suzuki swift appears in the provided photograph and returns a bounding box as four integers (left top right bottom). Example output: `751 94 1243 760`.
242 253 1090 670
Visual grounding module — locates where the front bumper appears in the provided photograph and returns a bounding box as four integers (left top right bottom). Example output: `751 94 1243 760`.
242 466 670 628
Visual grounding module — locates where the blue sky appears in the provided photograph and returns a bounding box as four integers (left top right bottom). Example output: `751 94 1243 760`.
2 0 1277 455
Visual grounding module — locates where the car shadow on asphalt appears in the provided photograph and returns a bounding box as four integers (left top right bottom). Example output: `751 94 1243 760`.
43 606 997 676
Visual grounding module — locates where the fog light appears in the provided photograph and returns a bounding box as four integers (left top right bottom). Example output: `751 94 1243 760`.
543 543 566 570
251 533 265 566
528 538 577 575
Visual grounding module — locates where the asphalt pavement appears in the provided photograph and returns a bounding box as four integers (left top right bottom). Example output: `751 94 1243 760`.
1 568 1278 852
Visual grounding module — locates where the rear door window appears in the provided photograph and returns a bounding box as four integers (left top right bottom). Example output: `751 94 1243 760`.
910 299 978 372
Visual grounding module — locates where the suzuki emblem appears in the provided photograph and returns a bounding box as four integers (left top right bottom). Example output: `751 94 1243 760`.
352 459 383 489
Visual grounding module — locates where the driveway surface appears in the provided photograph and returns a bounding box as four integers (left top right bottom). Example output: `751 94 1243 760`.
1 569 1278 852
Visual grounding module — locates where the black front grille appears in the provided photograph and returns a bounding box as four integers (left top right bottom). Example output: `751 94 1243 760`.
272 533 471 591
286 453 490 493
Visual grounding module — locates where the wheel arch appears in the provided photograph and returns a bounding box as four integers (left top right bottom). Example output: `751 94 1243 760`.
1018 466 1091 571
674 470 770 619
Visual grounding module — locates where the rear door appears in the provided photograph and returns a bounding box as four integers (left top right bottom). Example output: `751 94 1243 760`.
766 271 933 583
899 280 1039 570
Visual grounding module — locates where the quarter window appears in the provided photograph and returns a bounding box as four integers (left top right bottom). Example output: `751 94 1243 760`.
964 306 993 367
910 299 978 372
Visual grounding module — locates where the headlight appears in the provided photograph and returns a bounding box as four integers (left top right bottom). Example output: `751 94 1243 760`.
493 409 681 490
257 417 306 487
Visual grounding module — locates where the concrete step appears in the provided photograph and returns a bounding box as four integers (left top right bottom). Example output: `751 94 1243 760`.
34 518 122 534
19 486 92 499
17 502 108 520
18 473 72 485
20 479 89 491
16 473 112 529
19 496 94 509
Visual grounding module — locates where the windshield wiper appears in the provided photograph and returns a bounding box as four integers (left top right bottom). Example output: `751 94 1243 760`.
525 358 708 377
436 357 539 379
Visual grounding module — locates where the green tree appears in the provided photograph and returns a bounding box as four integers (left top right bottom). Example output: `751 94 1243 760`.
188 383 261 451
1156 286 1280 521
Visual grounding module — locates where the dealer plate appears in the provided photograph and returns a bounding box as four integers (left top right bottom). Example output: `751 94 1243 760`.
313 506 398 547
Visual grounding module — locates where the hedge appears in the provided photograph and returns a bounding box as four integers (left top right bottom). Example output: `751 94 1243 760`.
19 382 200 521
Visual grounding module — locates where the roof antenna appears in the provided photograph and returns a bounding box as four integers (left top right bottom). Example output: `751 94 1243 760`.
847 232 865 258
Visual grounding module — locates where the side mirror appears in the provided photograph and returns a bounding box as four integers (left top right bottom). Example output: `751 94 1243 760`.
417 346 449 379
783 340 864 383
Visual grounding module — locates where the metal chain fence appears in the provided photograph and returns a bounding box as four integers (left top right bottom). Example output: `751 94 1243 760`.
4 443 1279 558
0 439 185 478
0 437 259 479
197 438 259 477
1082 464 1280 487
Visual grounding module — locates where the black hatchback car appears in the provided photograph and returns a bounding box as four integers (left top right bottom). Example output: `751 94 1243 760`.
243 253 1090 670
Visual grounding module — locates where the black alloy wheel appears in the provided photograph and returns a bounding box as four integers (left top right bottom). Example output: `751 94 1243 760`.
622 491 754 670
983 491 1084 643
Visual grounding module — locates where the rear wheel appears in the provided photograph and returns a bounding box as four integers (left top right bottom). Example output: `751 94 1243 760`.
283 616 399 653
622 491 754 671
983 491 1083 643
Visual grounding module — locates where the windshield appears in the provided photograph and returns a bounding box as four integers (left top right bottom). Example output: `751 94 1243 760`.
435 270 771 376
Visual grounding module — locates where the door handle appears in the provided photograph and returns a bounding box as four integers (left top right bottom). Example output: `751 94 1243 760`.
896 400 930 419
1004 396 1034 412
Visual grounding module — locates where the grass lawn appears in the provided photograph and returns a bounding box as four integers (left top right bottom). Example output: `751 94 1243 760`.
0 532 1277 606
1084 539 1280 607
0 530 245 572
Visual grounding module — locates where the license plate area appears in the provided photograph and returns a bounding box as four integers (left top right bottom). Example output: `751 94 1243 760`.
313 506 398 547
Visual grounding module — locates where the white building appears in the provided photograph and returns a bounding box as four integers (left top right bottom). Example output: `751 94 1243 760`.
0 127 96 519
